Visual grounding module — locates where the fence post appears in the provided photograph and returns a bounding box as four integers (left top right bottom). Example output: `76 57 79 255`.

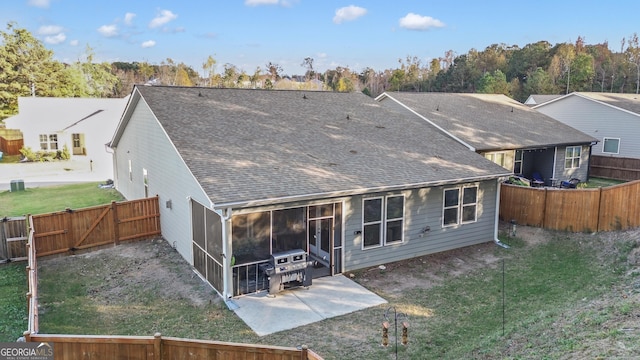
153 333 162 360
23 330 31 342
111 201 120 246
300 345 308 360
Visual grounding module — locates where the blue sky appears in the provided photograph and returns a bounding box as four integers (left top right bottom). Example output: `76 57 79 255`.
2 0 639 76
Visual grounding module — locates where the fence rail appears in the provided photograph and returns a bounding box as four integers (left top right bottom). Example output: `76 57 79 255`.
499 179 640 232
24 333 321 360
0 128 24 155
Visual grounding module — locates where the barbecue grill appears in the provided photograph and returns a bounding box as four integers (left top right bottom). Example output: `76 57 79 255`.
262 249 312 296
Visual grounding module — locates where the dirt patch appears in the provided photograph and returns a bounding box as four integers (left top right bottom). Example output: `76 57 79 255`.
40 238 217 308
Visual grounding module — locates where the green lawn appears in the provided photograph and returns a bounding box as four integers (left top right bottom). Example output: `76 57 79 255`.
0 263 28 342
584 177 626 188
0 182 124 217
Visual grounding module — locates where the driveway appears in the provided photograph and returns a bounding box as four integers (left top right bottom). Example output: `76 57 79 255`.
0 159 109 191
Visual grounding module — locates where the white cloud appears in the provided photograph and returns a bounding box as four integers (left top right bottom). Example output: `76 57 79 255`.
245 0 279 6
317 52 327 58
399 13 445 30
37 25 63 35
44 33 66 45
98 24 118 37
333 5 367 24
141 40 156 48
28 0 50 8
149 10 177 29
69 40 79 46
124 13 136 26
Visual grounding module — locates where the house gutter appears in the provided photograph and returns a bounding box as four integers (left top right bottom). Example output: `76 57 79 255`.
494 179 510 249
212 173 512 210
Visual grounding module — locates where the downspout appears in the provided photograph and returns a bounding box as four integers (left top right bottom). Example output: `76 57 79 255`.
494 179 510 249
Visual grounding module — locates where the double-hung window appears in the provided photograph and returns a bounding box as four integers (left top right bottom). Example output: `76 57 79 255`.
38 134 58 150
565 146 581 169
362 195 405 249
443 186 478 227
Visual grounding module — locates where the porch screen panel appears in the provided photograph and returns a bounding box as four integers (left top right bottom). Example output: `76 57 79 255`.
232 211 270 264
192 201 205 248
193 244 206 279
205 209 223 263
272 207 306 253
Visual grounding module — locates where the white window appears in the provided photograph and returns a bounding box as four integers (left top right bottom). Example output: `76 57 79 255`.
362 195 405 249
38 134 58 150
443 186 478 227
128 160 133 181
602 138 620 154
484 152 507 168
565 146 581 169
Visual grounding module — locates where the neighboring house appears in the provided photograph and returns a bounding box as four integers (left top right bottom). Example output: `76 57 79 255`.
375 92 598 186
533 92 640 160
523 94 562 106
109 85 510 300
4 96 129 180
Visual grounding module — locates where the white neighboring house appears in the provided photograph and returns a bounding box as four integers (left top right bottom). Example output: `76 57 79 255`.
5 96 129 180
533 92 640 159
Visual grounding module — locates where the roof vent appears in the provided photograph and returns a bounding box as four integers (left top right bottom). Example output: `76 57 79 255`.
346 114 350 120
436 105 439 111
198 92 203 97
303 94 307 99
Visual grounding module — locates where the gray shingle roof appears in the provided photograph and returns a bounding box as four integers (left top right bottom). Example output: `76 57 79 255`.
379 92 597 152
133 86 509 207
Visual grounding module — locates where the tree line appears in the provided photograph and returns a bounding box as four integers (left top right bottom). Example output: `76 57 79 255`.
1 22 639 121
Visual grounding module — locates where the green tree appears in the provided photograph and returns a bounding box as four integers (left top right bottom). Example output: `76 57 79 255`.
202 55 217 87
476 69 509 95
0 23 71 119
69 45 119 97
522 67 556 97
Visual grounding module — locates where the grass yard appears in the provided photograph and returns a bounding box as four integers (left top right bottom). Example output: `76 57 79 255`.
0 263 28 342
31 226 640 359
0 182 124 217
583 177 626 188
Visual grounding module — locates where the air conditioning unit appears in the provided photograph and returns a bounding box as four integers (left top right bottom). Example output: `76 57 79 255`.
10 179 25 192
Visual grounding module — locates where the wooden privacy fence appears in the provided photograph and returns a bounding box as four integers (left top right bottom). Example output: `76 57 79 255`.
23 333 323 360
0 128 24 155
590 155 640 181
31 196 161 257
0 216 28 261
499 179 640 232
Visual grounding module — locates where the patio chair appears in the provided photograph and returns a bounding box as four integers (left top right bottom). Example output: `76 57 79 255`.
531 172 545 187
560 178 581 189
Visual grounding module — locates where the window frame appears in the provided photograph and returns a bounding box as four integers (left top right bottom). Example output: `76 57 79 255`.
602 137 620 154
361 195 405 250
564 146 581 169
443 185 478 227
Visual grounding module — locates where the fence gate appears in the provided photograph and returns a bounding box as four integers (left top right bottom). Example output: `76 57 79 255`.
1 216 28 262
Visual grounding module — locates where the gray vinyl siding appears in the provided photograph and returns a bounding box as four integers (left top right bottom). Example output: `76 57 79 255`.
343 179 497 271
553 145 589 182
537 96 640 159
113 100 210 263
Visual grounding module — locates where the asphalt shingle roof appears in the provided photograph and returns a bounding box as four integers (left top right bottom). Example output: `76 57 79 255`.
379 92 597 152
132 86 509 206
